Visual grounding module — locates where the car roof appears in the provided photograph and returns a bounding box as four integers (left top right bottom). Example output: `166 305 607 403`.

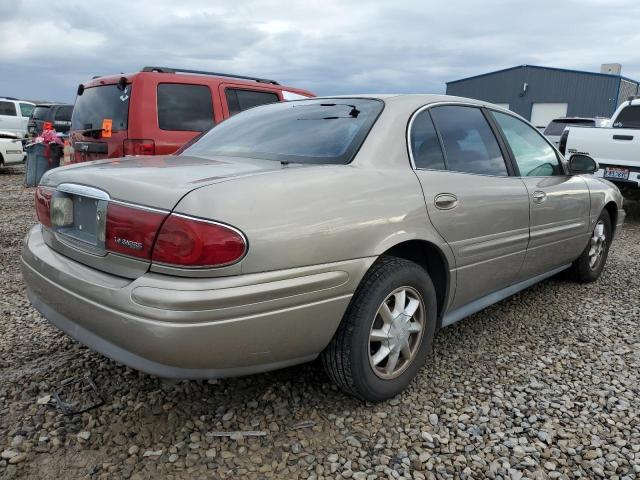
311 93 507 112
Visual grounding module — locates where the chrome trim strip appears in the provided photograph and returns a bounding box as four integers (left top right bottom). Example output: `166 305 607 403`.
57 183 110 200
108 200 169 214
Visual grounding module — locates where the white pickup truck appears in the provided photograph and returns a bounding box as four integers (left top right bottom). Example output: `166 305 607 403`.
562 98 640 198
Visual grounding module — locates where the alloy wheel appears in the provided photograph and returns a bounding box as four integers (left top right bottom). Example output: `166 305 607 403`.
588 220 607 269
368 286 426 380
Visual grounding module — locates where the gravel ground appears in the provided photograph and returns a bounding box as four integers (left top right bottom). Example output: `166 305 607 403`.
1 165 639 480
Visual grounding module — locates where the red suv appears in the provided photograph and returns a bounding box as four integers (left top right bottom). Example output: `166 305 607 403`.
70 66 315 162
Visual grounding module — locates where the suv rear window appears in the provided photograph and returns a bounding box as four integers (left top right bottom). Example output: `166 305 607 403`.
32 106 51 120
72 85 130 132
54 106 73 121
225 89 279 116
183 98 383 165
157 83 214 131
613 105 640 129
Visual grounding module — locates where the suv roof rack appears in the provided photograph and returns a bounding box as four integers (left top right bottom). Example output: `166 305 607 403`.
141 66 279 85
0 96 18 100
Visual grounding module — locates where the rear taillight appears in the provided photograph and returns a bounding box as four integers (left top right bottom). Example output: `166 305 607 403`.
35 187 53 227
105 203 167 259
152 214 247 267
123 139 155 156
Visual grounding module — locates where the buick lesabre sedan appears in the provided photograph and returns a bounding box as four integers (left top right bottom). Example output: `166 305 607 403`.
22 95 625 402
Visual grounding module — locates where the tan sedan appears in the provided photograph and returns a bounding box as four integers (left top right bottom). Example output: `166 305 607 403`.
21 95 624 401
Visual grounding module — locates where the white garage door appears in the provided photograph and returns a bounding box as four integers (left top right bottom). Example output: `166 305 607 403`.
530 103 568 129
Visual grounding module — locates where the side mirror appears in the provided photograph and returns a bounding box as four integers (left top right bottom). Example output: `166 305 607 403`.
569 154 598 174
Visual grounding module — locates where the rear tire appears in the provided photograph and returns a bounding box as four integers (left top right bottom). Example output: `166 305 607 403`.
567 210 611 283
322 256 437 402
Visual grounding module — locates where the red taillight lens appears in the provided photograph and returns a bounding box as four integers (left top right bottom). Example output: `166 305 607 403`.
152 214 247 267
123 139 155 156
35 187 53 227
105 203 167 259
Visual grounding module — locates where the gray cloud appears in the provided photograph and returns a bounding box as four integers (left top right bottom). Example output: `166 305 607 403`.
1 0 639 102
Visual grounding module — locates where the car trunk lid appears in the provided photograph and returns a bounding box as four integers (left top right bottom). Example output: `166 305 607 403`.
38 155 299 278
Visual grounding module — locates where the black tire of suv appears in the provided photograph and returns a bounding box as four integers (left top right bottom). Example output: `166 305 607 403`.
567 210 612 283
322 256 437 402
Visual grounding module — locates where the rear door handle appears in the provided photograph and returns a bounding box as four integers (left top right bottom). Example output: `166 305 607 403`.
434 193 458 210
613 134 633 141
532 190 547 204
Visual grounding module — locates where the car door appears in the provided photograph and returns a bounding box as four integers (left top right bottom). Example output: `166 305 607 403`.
489 110 591 280
410 104 531 311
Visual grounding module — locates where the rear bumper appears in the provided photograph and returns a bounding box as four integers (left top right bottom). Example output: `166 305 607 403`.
22 225 373 378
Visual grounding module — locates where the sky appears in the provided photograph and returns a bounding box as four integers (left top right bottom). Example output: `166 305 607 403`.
1 0 639 103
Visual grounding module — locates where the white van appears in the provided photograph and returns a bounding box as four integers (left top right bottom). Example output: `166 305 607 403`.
0 98 35 138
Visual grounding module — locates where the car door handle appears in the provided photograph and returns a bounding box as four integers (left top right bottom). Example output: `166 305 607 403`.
434 193 458 210
613 134 633 141
532 190 547 204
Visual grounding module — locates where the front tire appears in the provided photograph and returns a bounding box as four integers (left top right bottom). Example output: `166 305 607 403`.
322 256 437 402
568 210 611 283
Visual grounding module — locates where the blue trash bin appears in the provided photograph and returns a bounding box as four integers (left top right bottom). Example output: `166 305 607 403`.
25 143 61 187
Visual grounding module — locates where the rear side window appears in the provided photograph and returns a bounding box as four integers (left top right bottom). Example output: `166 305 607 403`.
32 106 51 120
613 105 640 129
54 106 73 121
430 106 508 176
544 119 595 136
72 85 130 132
0 101 17 116
410 110 445 170
157 83 214 132
225 89 279 116
19 103 34 117
493 111 562 177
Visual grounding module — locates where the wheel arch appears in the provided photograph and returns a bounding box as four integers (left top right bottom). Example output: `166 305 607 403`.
381 239 451 326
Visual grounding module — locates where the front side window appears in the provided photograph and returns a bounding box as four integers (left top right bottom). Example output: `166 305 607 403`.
225 89 280 116
492 111 562 177
0 101 17 116
183 98 383 165
613 105 640 129
430 105 508 176
157 83 214 131
19 103 34 117
410 110 445 170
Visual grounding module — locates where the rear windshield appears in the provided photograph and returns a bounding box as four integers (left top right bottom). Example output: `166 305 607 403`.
55 105 73 121
613 105 640 129
71 85 130 132
32 106 50 120
544 119 594 136
182 98 383 164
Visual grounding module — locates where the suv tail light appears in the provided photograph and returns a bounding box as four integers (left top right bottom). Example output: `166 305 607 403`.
35 187 53 227
152 214 247 267
105 203 167 259
123 139 155 156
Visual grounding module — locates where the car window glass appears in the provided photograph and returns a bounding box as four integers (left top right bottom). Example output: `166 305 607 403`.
225 89 280 116
72 85 130 131
493 111 562 177
19 103 34 117
0 101 17 116
54 106 73 121
613 105 640 129
157 83 214 132
32 106 51 120
430 106 507 176
183 98 383 165
410 110 445 170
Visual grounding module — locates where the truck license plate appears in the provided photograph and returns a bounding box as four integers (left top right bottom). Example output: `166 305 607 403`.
604 167 629 180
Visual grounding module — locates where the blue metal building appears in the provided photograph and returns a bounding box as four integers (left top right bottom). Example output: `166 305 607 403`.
446 65 640 128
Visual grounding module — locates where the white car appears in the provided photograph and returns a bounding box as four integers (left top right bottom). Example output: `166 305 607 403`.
562 97 640 198
0 97 35 138
0 131 25 166
543 117 605 147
